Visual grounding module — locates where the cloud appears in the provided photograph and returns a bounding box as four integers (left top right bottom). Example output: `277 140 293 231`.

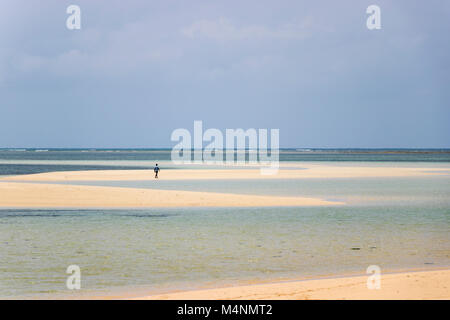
15 54 49 72
2 20 183 81
181 17 314 41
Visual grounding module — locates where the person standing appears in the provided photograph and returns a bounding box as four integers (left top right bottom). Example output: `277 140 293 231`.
154 163 160 178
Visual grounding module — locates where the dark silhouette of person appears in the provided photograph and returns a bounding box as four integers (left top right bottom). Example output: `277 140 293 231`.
154 163 160 178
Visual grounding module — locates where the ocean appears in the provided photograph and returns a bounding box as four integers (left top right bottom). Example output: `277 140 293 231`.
0 149 449 298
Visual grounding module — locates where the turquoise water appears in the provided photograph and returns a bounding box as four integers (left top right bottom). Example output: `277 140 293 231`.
0 205 448 298
0 149 449 298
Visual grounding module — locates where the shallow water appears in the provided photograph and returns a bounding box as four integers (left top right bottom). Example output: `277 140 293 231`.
0 205 449 298
0 150 449 298
29 175 450 207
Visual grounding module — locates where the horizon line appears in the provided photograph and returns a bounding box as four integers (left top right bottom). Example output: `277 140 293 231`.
1 147 450 151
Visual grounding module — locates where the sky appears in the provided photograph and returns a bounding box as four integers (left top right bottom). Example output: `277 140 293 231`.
0 0 449 148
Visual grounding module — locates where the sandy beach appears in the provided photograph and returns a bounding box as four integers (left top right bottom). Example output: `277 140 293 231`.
131 269 450 300
2 164 448 182
0 181 339 208
1 163 447 208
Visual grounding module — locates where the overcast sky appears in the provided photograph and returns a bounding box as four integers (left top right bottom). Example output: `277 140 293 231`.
0 0 449 148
